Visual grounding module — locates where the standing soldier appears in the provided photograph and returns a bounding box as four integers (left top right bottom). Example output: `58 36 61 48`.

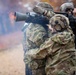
60 2 76 48
23 2 54 75
44 14 76 75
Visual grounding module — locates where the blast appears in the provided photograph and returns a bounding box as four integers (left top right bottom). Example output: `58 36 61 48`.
9 12 16 25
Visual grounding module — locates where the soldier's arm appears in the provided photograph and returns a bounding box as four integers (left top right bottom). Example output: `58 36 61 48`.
25 46 48 61
25 37 53 62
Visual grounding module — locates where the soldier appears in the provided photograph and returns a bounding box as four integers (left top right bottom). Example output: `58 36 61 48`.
23 13 48 75
25 14 76 75
44 14 76 75
60 2 76 48
23 2 54 75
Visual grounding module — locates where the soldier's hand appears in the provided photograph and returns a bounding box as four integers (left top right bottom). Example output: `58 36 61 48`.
33 6 44 14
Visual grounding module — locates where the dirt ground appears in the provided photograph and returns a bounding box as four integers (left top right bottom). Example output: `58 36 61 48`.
0 31 25 75
0 44 25 75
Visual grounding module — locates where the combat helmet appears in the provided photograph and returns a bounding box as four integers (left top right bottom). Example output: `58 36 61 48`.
60 2 74 12
33 2 55 18
49 14 71 32
37 2 54 11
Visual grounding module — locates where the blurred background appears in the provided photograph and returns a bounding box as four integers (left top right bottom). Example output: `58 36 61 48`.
0 0 76 75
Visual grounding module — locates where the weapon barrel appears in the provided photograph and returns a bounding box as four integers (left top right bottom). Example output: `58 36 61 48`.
14 12 29 21
55 12 68 15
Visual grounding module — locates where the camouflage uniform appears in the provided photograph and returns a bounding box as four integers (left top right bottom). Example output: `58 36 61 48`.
25 14 76 75
24 2 54 75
